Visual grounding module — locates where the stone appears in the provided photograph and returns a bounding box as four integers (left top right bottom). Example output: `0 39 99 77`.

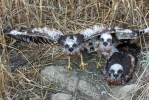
118 84 138 100
108 84 139 100
41 66 101 99
51 93 72 100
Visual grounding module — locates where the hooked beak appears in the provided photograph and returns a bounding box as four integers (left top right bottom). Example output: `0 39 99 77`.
103 42 108 46
103 39 108 46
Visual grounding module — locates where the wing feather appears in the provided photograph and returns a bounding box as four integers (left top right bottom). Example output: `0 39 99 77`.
3 27 63 44
80 25 149 40
80 25 112 40
114 27 149 39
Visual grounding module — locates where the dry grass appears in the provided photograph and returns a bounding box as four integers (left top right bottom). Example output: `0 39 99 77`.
0 0 149 99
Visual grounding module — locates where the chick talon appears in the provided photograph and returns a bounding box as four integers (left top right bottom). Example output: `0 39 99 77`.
79 54 88 70
96 62 101 68
96 55 102 68
66 56 72 70
66 65 72 70
79 62 88 70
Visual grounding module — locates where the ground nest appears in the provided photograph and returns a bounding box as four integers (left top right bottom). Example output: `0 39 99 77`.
0 0 149 100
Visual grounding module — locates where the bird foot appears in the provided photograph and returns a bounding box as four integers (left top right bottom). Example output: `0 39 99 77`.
79 62 88 70
96 62 101 68
66 65 72 70
96 55 102 68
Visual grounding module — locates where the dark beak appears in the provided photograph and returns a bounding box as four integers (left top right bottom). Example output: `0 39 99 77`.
90 47 94 51
68 48 74 52
103 42 108 46
113 74 119 78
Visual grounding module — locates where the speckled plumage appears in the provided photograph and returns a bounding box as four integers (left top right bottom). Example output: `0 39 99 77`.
102 43 140 85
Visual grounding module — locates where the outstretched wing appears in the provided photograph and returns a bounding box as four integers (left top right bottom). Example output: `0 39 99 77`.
80 25 149 40
3 27 64 44
79 25 114 41
114 27 149 39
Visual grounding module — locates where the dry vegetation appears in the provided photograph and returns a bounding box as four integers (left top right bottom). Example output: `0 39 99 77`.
0 0 149 100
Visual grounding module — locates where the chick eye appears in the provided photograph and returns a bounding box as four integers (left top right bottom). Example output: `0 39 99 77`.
107 39 112 42
97 36 100 40
64 44 69 48
110 69 114 73
72 44 77 48
89 42 93 46
118 70 123 74
100 38 104 42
